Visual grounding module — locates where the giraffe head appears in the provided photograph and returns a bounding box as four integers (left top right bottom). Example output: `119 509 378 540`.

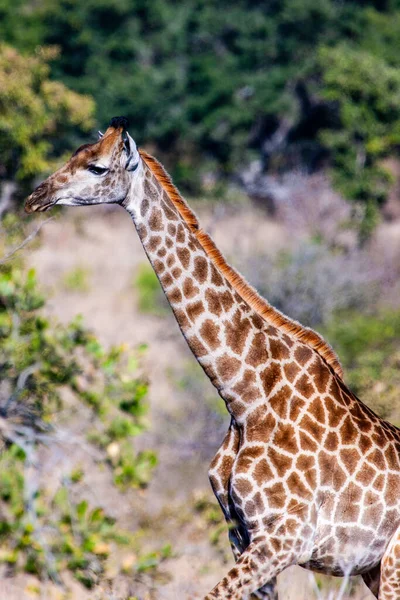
25 117 140 213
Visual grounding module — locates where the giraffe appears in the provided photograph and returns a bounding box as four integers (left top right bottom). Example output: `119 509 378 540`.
25 117 400 600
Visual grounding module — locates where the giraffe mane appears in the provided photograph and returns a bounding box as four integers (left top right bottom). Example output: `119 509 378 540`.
139 150 344 379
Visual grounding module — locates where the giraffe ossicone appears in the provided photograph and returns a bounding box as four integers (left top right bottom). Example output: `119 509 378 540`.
26 117 400 600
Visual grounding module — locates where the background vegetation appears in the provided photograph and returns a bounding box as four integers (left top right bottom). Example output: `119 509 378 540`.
2 0 400 223
0 219 163 593
1 1 400 598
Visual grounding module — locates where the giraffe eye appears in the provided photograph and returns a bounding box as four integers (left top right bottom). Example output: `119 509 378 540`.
88 165 108 176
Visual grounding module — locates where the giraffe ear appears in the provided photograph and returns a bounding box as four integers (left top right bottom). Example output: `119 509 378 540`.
122 131 139 172
97 131 104 140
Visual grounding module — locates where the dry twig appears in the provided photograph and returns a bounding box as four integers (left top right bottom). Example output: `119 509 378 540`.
0 217 54 265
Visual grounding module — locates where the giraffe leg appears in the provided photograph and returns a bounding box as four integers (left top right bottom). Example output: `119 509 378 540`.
208 422 278 600
379 524 400 599
204 534 296 600
209 419 247 556
250 578 278 600
361 564 380 598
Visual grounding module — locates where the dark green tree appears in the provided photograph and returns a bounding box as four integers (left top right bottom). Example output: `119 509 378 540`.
2 0 400 219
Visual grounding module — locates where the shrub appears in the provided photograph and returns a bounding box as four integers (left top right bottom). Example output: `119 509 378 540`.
0 448 130 588
323 311 400 424
0 218 158 587
318 43 400 236
0 44 94 200
246 240 382 328
134 263 168 316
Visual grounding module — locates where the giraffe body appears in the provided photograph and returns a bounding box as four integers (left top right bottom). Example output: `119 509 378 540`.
25 118 400 599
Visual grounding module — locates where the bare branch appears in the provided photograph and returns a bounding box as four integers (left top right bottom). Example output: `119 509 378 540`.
0 217 55 265
0 182 17 219
0 362 42 417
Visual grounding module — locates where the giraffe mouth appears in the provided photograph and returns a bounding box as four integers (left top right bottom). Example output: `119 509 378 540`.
25 198 58 214
25 196 91 213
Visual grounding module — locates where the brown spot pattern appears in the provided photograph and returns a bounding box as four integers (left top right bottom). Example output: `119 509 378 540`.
225 310 252 355
177 247 191 269
183 277 199 299
200 319 220 350
193 256 208 283
216 354 241 382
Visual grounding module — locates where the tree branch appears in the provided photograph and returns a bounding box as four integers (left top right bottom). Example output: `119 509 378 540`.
0 217 54 265
0 181 17 219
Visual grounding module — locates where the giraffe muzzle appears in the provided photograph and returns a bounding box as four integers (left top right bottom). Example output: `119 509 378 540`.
25 183 57 214
25 200 56 213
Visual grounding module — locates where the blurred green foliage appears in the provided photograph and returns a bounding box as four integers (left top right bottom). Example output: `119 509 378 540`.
318 42 400 237
0 443 167 587
0 448 130 587
0 215 158 585
0 44 94 194
1 0 400 220
62 265 91 292
0 217 151 448
134 263 168 316
323 310 400 424
193 492 230 561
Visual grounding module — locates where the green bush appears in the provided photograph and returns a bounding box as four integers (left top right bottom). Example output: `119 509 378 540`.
2 1 400 220
0 217 159 586
0 448 130 587
318 42 400 237
323 310 400 423
0 44 94 196
134 263 168 316
0 1 383 186
62 266 91 292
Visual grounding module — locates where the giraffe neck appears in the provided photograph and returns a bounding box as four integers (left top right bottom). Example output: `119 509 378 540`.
123 160 286 423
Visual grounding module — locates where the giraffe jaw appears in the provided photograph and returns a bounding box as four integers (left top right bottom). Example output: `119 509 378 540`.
25 196 101 213
25 196 125 213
